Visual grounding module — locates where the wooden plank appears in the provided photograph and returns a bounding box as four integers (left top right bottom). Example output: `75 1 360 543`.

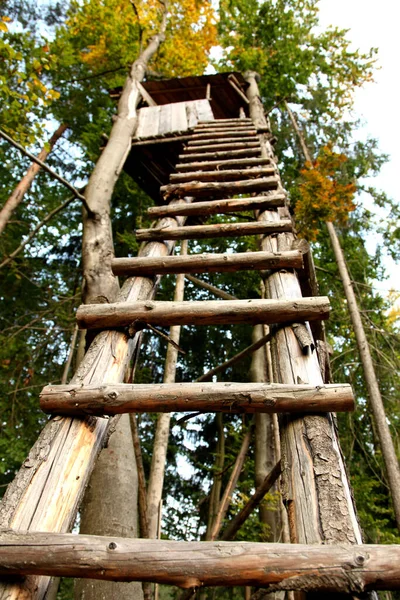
188 136 258 147
136 220 292 242
76 297 330 330
171 101 188 132
111 249 303 276
137 82 157 107
147 195 287 218
175 157 270 171
161 177 278 200
158 103 172 135
40 382 355 416
183 141 260 153
194 99 214 122
185 102 198 128
178 148 261 162
135 106 161 138
1 531 398 593
169 166 275 183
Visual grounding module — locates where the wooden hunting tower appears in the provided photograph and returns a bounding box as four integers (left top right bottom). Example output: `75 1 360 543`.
0 71 397 598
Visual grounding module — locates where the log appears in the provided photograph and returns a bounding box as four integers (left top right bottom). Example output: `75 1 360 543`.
169 167 275 183
198 118 252 125
175 157 270 172
39 382 354 416
191 127 256 135
147 195 286 219
135 220 292 242
112 250 302 277
178 148 261 162
76 297 330 329
160 177 278 200
189 131 257 141
0 531 399 592
183 141 260 153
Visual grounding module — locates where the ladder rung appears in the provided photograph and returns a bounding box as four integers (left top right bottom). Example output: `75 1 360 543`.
169 167 275 184
40 382 355 416
0 531 388 592
187 136 258 147
76 297 330 330
192 126 256 135
161 176 278 200
178 148 261 162
112 249 302 276
175 157 271 172
190 130 258 141
147 195 286 218
183 141 260 153
135 220 292 242
199 118 252 124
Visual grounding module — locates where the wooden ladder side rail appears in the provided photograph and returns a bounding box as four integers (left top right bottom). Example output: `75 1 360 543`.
75 297 330 329
243 71 365 548
147 195 286 218
0 199 190 600
2 532 398 593
39 382 355 416
160 177 279 200
169 166 275 183
111 249 303 276
135 220 292 242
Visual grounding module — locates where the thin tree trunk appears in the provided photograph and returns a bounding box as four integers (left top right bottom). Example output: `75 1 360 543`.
286 101 400 531
75 7 169 600
0 123 68 235
147 240 187 539
206 413 225 540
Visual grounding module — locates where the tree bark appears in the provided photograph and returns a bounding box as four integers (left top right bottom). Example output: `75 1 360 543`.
169 166 274 183
175 157 270 172
178 147 261 162
160 176 279 200
147 240 187 539
0 123 68 235
147 195 286 218
206 413 225 540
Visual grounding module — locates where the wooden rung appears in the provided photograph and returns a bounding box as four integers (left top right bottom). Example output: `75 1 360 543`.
161 176 278 200
169 167 275 184
2 531 392 592
178 148 262 163
76 296 330 330
190 131 258 141
183 141 260 153
192 127 256 135
112 249 302 276
135 219 292 241
147 195 287 218
176 157 271 172
187 136 258 147
199 118 252 124
40 382 355 416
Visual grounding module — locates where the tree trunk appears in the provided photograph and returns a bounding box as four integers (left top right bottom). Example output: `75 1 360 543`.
0 123 68 235
147 241 187 539
206 413 225 540
75 7 169 599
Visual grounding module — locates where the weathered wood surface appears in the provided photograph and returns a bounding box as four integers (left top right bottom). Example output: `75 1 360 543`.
112 250 302 277
136 220 292 242
176 157 270 172
199 118 252 124
190 131 257 141
170 167 274 184
178 148 261 162
187 137 259 148
40 382 355 416
183 141 260 153
190 126 255 135
76 297 330 330
134 100 213 139
161 177 278 200
147 195 286 218
1 531 399 592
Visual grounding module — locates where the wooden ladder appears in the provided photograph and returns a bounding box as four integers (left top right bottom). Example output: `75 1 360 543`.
0 116 393 598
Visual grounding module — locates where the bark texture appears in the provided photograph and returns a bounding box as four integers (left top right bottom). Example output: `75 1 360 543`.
147 195 286 218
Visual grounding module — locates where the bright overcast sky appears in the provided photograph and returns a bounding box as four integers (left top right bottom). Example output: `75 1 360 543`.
318 0 399 291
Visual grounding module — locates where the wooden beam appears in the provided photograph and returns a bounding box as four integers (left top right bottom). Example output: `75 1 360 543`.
178 148 261 162
76 297 330 330
147 196 286 218
190 126 255 134
175 157 270 172
137 82 157 107
135 220 292 242
190 131 256 141
183 141 260 153
169 167 275 183
160 177 278 200
112 250 302 277
188 136 258 147
0 531 399 593
198 118 252 124
40 382 355 417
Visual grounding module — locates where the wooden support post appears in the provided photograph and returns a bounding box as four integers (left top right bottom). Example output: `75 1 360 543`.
1 531 400 593
39 382 355 416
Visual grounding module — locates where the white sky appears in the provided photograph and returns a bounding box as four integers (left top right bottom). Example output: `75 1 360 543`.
318 0 400 293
